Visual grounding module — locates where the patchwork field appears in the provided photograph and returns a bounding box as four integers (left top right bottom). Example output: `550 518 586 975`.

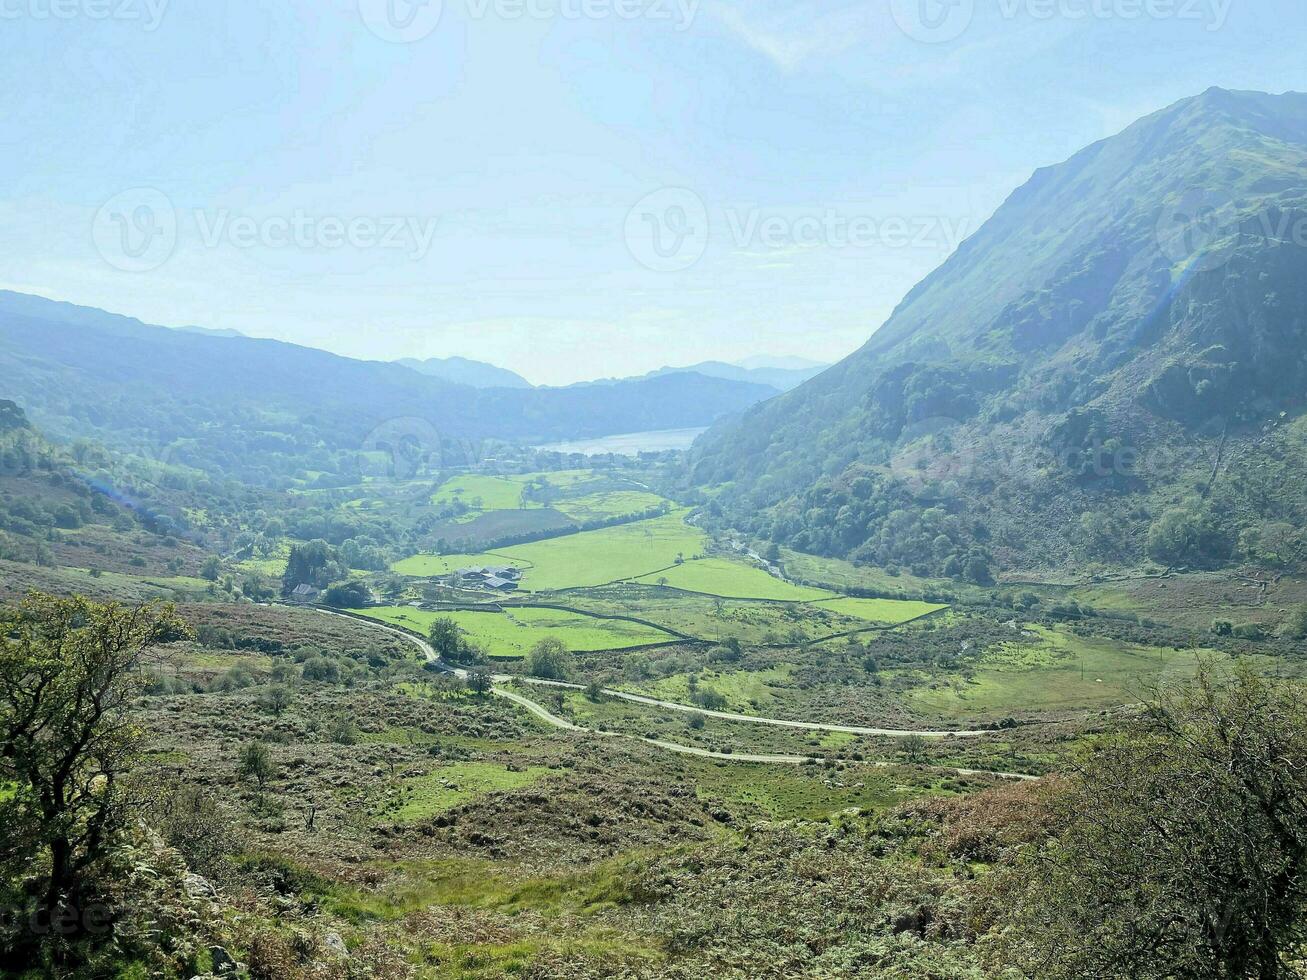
352 605 679 656
553 490 669 522
490 510 708 591
432 474 537 510
560 587 876 646
810 596 948 624
634 557 834 601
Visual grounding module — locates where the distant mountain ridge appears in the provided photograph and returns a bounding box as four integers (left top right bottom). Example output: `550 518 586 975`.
0 291 777 486
694 88 1307 576
573 358 830 393
395 356 533 389
638 360 829 392
391 354 826 391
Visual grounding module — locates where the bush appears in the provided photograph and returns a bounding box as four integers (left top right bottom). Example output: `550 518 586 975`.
525 638 573 680
1232 622 1266 641
301 657 340 684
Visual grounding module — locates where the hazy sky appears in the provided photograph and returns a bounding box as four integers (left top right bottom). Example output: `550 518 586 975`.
2 0 1305 384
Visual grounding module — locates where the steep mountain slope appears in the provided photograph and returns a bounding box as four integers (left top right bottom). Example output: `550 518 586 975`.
0 292 775 486
694 89 1307 577
395 355 533 389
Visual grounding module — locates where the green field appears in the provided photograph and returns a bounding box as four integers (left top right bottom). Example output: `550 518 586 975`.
553 490 669 522
560 587 876 647
491 511 707 591
432 475 532 511
352 605 677 656
778 548 964 596
392 762 554 822
429 470 620 515
900 624 1233 720
634 557 834 601
392 552 531 577
809 596 948 624
624 664 799 715
688 760 924 821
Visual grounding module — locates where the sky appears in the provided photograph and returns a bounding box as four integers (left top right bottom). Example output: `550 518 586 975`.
2 0 1305 385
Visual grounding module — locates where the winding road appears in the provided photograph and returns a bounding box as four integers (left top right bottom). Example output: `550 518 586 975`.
314 607 1038 780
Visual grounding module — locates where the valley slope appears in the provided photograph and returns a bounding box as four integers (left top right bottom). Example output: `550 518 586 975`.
694 88 1307 578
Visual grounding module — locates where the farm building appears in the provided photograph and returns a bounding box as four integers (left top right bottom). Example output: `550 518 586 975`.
447 566 520 591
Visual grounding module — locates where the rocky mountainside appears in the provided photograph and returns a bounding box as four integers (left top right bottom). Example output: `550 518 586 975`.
693 89 1307 577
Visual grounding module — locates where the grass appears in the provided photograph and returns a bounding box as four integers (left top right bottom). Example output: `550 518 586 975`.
634 557 834 601
54 568 216 601
492 510 708 591
559 586 874 646
432 475 533 511
251 850 651 923
778 548 950 594
899 624 1235 720
392 762 554 822
184 651 274 671
392 552 530 577
689 759 928 821
235 539 293 578
809 596 948 624
624 665 798 714
351 605 677 656
553 490 669 522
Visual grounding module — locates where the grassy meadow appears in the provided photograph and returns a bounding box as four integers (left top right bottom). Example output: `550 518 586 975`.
634 557 834 601
352 604 678 656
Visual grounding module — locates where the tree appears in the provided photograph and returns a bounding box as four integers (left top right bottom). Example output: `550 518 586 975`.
323 581 372 608
429 616 471 664
898 733 928 762
525 638 573 680
261 683 294 717
281 539 342 595
1146 501 1230 567
237 742 275 789
467 667 493 696
584 678 603 702
199 556 221 582
991 665 1307 979
0 594 190 955
1283 603 1307 641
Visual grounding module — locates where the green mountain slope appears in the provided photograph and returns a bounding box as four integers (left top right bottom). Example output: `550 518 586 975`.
693 88 1307 577
0 292 775 486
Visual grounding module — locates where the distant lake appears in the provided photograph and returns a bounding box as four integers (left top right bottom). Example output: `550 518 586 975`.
534 426 708 456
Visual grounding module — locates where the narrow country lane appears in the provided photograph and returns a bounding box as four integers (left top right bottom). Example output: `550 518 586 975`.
307 606 1038 780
